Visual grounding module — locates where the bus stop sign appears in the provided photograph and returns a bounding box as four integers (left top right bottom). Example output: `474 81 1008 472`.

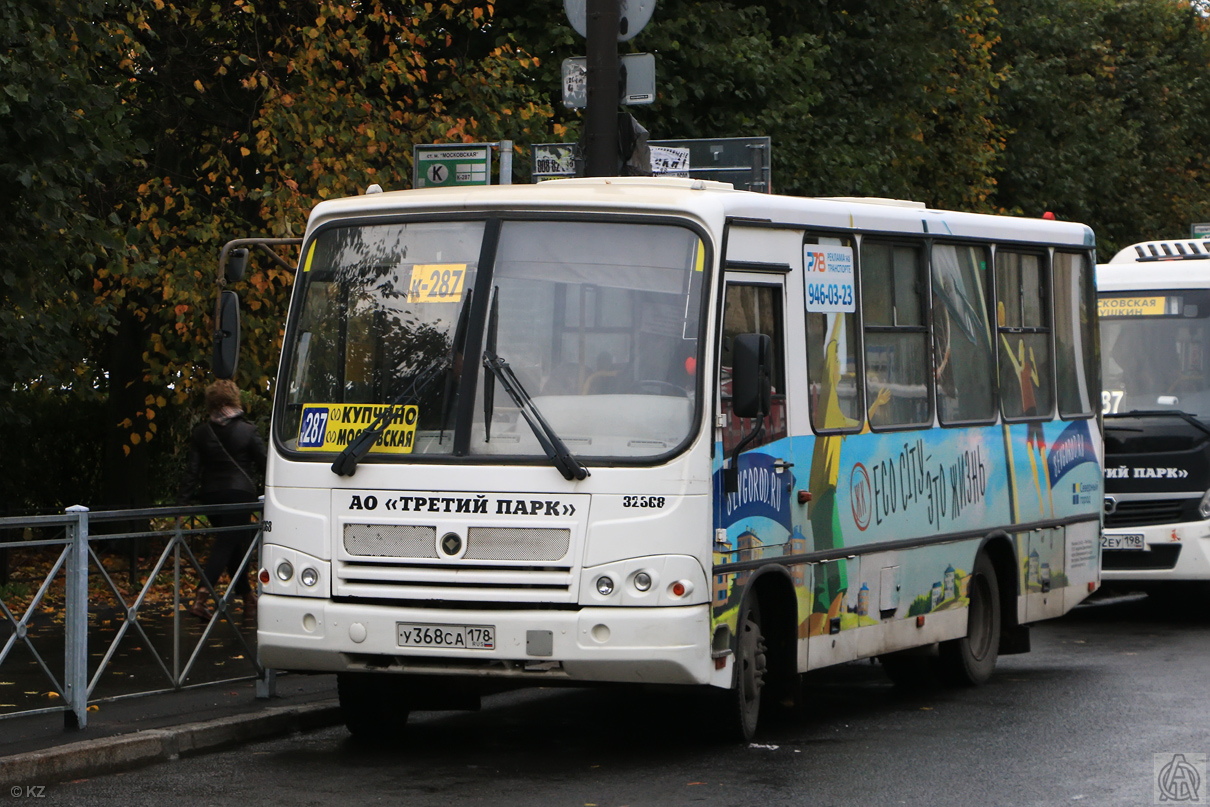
413 145 492 189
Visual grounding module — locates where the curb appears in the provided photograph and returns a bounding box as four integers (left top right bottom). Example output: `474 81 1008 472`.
0 699 343 787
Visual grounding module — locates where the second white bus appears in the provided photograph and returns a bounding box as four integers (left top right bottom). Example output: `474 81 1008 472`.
1099 239 1210 602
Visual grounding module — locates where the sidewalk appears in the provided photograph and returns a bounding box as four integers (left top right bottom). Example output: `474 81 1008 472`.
0 674 342 787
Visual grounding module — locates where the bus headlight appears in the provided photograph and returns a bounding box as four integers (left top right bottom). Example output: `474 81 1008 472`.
632 571 653 592
1199 489 1210 520
276 560 295 582
300 567 319 587
595 576 615 596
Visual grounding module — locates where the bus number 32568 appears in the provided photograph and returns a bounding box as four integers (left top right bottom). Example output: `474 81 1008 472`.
623 495 666 508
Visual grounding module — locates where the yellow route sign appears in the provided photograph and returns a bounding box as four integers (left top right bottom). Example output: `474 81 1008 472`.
1098 296 1167 317
296 403 419 453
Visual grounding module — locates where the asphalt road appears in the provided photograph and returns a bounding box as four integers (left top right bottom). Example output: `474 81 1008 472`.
33 592 1210 807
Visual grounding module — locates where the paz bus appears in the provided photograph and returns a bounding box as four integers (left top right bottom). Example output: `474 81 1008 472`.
1098 240 1210 603
220 176 1103 741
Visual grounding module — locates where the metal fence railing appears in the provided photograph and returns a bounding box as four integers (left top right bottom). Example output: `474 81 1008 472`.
0 503 272 730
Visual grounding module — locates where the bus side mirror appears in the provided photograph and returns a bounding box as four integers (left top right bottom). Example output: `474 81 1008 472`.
731 333 771 419
213 290 241 380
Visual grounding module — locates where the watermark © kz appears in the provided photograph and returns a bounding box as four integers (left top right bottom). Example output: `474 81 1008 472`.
1154 753 1206 803
8 787 46 799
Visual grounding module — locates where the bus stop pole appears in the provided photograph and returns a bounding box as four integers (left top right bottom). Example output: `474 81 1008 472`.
497 140 513 185
584 0 619 176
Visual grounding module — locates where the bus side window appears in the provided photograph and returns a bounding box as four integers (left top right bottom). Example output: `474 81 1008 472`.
720 283 787 453
997 250 1053 419
861 240 932 429
805 233 863 433
1053 251 1096 418
931 244 996 424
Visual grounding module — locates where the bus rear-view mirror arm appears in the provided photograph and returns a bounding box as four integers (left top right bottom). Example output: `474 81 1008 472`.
212 237 303 379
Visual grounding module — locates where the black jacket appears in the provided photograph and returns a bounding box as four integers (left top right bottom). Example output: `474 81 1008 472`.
179 417 267 502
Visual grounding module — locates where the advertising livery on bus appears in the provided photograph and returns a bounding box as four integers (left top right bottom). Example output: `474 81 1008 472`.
1098 239 1210 604
225 177 1102 740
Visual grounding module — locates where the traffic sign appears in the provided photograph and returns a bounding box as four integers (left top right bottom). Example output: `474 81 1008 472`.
531 136 771 192
564 0 656 42
413 145 492 189
1192 223 1210 239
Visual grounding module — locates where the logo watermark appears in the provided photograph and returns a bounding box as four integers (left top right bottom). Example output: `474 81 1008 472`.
1155 753 1207 803
8 786 46 799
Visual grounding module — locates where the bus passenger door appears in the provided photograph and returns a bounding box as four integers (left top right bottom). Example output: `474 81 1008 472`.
718 277 801 563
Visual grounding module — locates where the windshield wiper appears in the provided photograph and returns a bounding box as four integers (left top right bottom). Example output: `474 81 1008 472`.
1108 409 1210 438
330 359 449 477
482 348 589 481
482 289 499 442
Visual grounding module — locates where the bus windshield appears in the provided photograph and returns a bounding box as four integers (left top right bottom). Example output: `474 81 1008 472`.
1100 290 1210 419
277 217 705 461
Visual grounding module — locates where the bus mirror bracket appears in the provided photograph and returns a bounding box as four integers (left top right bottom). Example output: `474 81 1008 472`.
725 333 772 493
224 248 250 283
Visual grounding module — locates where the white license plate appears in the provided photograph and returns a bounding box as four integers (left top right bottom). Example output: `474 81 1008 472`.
1101 533 1147 551
397 622 495 650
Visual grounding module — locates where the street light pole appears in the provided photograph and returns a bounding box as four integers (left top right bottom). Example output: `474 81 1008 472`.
584 0 619 176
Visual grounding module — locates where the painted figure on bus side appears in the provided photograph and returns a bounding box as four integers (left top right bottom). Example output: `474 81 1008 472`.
998 302 1054 519
807 315 890 632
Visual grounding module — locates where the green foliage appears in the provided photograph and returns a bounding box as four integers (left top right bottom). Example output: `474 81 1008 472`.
9 0 1210 510
5 0 562 510
0 0 143 408
993 0 1210 256
0 389 107 514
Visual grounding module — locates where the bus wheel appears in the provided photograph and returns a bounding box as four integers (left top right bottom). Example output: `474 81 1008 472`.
338 672 410 741
937 553 1001 686
722 600 767 741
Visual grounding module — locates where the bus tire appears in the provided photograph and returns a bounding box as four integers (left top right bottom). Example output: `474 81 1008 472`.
338 672 410 741
721 599 767 742
937 552 1001 686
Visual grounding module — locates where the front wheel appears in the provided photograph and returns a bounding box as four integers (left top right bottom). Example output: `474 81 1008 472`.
720 599 767 741
937 552 1001 686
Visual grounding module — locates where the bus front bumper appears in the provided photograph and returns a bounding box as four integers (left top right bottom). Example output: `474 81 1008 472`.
1101 521 1210 584
256 594 715 686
